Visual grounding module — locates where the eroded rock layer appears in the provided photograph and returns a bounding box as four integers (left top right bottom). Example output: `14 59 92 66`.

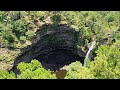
12 24 85 72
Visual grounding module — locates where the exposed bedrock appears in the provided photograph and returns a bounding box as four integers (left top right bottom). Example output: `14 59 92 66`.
11 24 86 73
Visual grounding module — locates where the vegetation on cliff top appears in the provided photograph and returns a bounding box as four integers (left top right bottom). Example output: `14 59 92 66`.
0 11 120 79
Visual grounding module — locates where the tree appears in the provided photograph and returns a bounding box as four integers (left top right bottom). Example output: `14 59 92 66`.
65 43 120 79
65 61 94 79
88 44 120 79
0 60 57 79
25 30 36 40
17 59 57 79
0 70 15 79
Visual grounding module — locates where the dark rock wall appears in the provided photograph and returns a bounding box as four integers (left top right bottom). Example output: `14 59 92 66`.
12 24 85 72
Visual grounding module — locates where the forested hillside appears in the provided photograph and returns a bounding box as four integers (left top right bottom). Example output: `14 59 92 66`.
0 11 120 79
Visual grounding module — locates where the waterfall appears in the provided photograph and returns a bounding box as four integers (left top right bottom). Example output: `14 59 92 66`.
84 40 96 67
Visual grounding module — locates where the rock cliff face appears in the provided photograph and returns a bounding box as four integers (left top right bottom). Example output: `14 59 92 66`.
12 24 85 72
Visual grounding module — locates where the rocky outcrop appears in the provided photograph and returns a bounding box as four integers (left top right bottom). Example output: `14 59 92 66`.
12 24 86 72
